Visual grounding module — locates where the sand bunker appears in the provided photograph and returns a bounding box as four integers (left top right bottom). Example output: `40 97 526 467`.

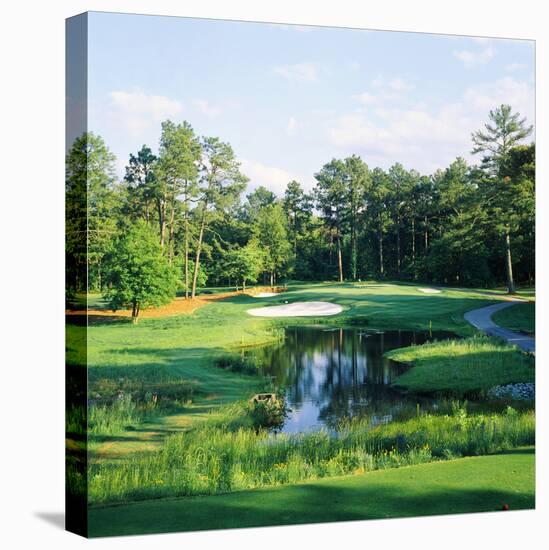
253 292 278 298
418 288 441 294
247 301 343 317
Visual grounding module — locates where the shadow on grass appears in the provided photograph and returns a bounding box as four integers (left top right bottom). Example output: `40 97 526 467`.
88 454 535 537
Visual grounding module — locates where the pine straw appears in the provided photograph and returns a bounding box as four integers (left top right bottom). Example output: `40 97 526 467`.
66 286 284 321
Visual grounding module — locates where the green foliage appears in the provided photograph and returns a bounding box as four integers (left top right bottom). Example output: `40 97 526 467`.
472 104 533 176
248 395 286 428
103 222 178 321
122 145 158 224
254 204 292 284
176 257 207 292
221 241 263 289
471 105 534 292
66 132 118 292
242 186 277 222
80 105 535 297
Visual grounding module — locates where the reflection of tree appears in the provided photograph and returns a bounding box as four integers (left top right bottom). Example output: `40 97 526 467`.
250 327 448 431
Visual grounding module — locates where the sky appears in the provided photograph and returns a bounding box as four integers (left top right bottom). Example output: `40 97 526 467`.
87 12 535 196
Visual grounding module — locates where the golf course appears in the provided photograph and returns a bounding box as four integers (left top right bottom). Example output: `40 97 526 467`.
66 280 535 536
64 58 535 534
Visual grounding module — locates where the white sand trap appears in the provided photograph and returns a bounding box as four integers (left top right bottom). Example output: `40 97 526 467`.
418 287 441 294
247 301 343 317
253 292 278 298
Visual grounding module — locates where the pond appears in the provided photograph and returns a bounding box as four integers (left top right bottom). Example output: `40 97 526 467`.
247 325 455 433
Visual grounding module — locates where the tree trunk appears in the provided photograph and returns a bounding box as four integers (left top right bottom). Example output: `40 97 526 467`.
337 235 344 283
243 279 246 291
350 225 357 281
167 199 176 265
191 210 207 299
379 231 384 276
504 228 516 293
184 205 189 300
411 217 416 268
270 271 274 288
157 197 166 248
396 213 401 275
424 215 428 253
132 301 140 324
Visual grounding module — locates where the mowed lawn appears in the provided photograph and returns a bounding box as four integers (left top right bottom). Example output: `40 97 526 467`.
88 447 535 537
388 336 535 396
493 302 535 335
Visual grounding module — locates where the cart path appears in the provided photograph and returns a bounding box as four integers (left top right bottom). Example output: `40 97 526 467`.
464 301 535 353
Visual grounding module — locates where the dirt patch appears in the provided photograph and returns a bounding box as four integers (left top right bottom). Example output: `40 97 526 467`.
66 286 283 322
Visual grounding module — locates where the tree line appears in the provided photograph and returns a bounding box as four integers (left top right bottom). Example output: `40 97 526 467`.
66 104 534 321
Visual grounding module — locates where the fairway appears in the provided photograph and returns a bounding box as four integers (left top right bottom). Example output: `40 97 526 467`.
89 448 535 537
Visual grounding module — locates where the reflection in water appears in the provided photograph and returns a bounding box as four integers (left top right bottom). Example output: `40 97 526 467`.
247 326 454 433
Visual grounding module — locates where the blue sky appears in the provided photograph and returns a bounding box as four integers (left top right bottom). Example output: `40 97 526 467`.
88 12 535 195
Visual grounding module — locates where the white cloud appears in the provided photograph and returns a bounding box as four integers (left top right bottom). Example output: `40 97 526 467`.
272 62 318 83
192 98 223 118
372 77 415 92
353 77 415 106
328 76 534 173
240 159 300 196
505 62 527 72
462 76 534 121
453 46 495 68
108 90 183 137
353 92 378 105
287 116 299 135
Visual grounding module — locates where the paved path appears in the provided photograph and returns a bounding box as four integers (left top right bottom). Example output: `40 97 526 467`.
464 301 535 353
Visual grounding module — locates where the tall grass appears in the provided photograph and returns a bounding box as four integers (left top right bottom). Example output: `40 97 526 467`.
89 405 534 504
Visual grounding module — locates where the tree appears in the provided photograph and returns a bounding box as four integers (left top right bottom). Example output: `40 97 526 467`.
314 159 347 282
472 104 533 293
254 204 291 287
387 163 413 276
223 241 264 290
367 168 392 277
191 137 248 298
343 156 370 280
123 145 157 224
156 120 201 299
103 222 178 323
282 180 313 261
504 144 535 285
66 132 118 293
242 186 277 222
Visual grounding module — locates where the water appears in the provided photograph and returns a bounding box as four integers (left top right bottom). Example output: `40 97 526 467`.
247 326 455 433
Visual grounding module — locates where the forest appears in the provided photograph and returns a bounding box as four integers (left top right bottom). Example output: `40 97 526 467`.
66 104 534 321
